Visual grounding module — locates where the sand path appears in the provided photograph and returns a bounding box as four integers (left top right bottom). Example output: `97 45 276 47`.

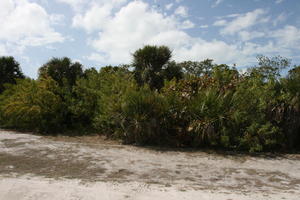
0 129 300 200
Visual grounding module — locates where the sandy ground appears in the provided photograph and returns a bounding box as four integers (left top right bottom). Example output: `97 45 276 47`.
0 129 300 200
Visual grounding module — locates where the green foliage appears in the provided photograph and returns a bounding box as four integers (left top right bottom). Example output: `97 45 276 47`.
69 68 102 128
120 87 167 144
92 66 137 136
163 61 184 81
0 78 64 132
284 66 300 96
38 57 84 88
1 51 299 152
249 55 291 79
0 56 25 93
187 88 233 147
240 122 283 153
37 57 88 132
133 45 173 90
179 59 214 77
278 66 300 148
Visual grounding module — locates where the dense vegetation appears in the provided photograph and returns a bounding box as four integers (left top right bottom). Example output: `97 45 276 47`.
0 46 300 152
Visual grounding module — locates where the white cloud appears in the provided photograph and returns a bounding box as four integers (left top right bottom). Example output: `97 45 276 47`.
272 25 300 48
86 53 108 63
174 6 188 18
214 10 296 46
212 0 224 8
89 1 180 63
0 45 8 55
50 14 65 25
55 0 85 11
0 0 298 78
217 9 268 35
165 3 173 10
181 20 195 29
275 0 284 4
72 4 112 32
240 41 289 60
79 1 247 65
56 0 127 11
72 1 298 68
174 39 240 64
225 13 241 18
200 25 209 28
0 0 64 55
213 19 227 26
71 0 129 33
238 31 265 41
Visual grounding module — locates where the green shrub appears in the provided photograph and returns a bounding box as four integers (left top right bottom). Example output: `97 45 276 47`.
119 87 168 144
240 122 283 152
0 78 64 133
187 88 233 147
1 53 299 152
92 66 137 136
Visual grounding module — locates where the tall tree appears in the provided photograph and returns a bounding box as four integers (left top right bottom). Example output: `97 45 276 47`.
38 57 83 88
163 61 183 81
0 56 25 93
133 45 172 90
249 55 291 79
179 59 214 77
284 65 300 96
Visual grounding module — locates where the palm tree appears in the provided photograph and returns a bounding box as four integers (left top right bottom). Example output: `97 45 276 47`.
38 57 83 88
0 56 25 93
132 45 172 90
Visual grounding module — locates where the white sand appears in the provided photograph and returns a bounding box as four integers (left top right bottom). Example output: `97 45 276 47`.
1 176 299 200
0 129 300 200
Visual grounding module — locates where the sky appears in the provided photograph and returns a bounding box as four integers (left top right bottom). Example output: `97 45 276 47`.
0 0 300 78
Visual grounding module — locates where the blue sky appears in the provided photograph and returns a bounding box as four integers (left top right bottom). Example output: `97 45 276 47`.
1 0 299 78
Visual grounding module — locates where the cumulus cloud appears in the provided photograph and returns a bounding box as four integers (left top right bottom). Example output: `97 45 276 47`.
50 14 65 25
89 1 181 63
174 39 240 64
0 0 297 78
165 3 173 10
181 20 195 29
70 1 299 67
217 9 269 35
213 19 227 26
0 0 64 54
55 0 86 11
74 1 247 65
272 25 300 48
238 31 265 41
174 6 188 18
56 0 127 11
72 4 112 32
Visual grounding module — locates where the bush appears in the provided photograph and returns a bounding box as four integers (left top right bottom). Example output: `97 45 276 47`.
0 78 64 133
92 66 137 136
0 56 25 93
1 52 299 152
119 87 167 144
187 88 233 148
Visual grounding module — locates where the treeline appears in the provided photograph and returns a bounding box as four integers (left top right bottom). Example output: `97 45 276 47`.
0 45 300 152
